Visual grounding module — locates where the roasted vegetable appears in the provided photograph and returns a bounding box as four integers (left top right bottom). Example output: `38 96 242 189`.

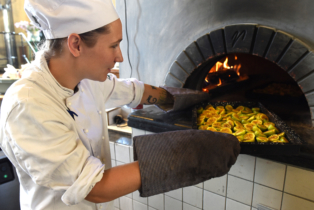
268 134 279 142
256 136 269 142
197 104 288 143
264 129 276 137
234 129 246 136
206 127 217 132
220 128 233 134
243 133 255 142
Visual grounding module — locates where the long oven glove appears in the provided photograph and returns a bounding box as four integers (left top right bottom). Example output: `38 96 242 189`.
133 129 240 197
155 86 210 112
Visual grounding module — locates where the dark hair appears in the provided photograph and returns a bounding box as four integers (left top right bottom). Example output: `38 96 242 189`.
42 25 111 60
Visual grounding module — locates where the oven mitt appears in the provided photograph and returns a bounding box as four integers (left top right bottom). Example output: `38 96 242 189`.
155 86 210 113
133 129 240 197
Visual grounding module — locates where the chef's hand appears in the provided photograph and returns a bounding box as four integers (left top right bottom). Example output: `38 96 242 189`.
155 86 210 112
140 84 210 113
133 129 240 197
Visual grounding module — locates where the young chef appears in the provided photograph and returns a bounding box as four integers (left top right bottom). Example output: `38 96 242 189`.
0 0 240 209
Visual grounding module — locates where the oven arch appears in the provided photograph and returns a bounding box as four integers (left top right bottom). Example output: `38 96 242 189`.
164 24 314 126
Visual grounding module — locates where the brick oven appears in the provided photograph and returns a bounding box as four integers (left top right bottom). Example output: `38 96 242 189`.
113 0 314 209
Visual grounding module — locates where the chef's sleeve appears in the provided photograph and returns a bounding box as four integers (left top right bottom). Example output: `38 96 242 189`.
4 100 105 205
101 73 144 109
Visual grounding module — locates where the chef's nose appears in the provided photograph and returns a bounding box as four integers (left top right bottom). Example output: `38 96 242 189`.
115 46 123 63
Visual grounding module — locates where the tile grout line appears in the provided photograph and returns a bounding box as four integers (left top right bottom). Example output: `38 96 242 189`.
284 192 314 203
251 157 257 208
225 174 228 210
280 165 288 210
228 174 284 193
227 197 252 208
202 184 204 210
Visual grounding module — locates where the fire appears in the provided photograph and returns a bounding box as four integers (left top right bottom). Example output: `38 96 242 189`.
211 55 239 73
202 54 244 93
223 57 231 69
217 78 222 86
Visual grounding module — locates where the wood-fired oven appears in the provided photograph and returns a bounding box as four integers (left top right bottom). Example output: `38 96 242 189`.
117 0 314 170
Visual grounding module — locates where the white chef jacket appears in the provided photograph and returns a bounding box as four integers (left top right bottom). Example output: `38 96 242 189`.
0 51 144 210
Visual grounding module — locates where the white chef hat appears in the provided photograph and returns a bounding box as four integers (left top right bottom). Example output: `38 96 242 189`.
24 0 119 39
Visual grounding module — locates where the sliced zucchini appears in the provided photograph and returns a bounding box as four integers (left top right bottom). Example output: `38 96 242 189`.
206 127 217 132
268 134 279 142
232 113 241 121
212 122 222 128
234 129 246 136
251 120 263 125
256 136 269 143
220 128 233 134
257 124 268 131
243 133 255 142
264 129 276 137
236 135 244 142
225 105 233 111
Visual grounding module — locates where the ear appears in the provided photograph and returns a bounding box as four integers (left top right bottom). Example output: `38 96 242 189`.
67 33 82 57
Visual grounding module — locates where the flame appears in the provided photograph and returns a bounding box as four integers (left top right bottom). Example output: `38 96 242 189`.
215 61 223 72
235 64 242 76
203 54 242 92
217 78 222 86
223 57 231 69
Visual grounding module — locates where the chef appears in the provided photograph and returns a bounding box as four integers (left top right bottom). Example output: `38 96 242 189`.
0 0 240 209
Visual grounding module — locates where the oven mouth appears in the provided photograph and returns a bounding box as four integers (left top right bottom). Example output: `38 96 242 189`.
164 24 314 128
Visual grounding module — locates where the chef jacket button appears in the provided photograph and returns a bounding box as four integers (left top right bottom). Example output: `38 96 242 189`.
84 129 89 133
97 156 100 159
99 204 102 209
81 88 84 92
102 136 105 140
98 110 102 114
68 102 72 106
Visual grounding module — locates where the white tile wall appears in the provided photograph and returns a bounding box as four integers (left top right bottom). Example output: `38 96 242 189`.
254 158 286 191
229 154 256 181
226 198 250 210
183 203 201 210
252 184 282 209
204 175 227 196
114 198 120 209
111 129 314 210
133 190 148 205
165 195 182 210
129 146 134 162
115 144 131 163
227 175 253 205
183 186 203 209
133 200 148 210
281 193 314 210
132 128 146 138
110 142 115 160
145 131 156 135
203 190 225 210
120 196 133 210
148 194 164 210
285 166 314 201
195 182 203 189
165 188 182 201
